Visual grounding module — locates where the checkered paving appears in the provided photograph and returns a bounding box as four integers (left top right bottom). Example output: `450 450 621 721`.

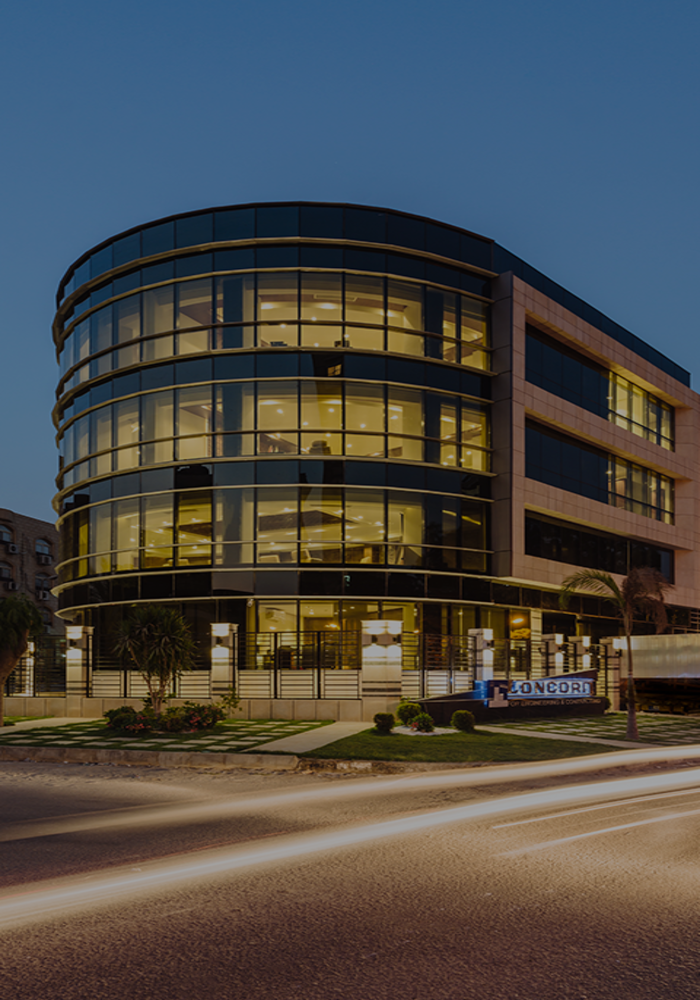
488 713 700 745
0 719 329 753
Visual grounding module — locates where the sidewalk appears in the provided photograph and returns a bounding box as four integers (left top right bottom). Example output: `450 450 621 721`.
477 725 649 749
254 721 368 752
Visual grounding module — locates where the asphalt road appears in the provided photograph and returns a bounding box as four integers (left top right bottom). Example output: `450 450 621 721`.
2 756 700 1000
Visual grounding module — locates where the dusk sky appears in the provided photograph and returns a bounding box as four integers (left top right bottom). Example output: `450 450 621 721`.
2 0 698 523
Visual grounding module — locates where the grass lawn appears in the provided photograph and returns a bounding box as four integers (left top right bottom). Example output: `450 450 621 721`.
1 716 53 726
301 727 622 764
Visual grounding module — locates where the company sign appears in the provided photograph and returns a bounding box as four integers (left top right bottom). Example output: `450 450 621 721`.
509 676 595 699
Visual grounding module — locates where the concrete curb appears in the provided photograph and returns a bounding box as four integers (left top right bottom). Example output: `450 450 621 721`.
0 745 298 771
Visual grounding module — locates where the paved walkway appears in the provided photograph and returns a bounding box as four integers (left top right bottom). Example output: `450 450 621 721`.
254 721 369 752
0 717 102 734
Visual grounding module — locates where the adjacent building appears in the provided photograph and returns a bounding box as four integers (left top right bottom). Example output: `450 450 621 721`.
0 508 59 631
51 202 700 689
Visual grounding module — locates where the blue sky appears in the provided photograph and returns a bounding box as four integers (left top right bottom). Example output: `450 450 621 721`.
2 0 698 522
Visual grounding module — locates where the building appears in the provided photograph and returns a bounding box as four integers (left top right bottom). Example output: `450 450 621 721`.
0 508 59 631
50 202 700 717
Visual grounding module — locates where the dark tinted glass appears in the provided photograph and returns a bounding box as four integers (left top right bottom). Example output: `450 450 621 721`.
175 573 211 598
427 574 460 599
112 372 140 398
299 246 344 268
73 261 90 289
112 473 140 497
214 354 254 380
526 325 608 417
142 222 175 257
176 254 213 277
343 571 385 596
300 206 343 238
90 480 112 503
256 206 299 238
175 358 212 383
90 245 113 279
214 208 255 241
387 214 424 251
344 208 386 243
112 577 138 601
113 232 141 268
141 364 175 390
141 468 174 492
255 571 298 595
344 249 386 272
345 355 386 380
113 271 141 295
90 381 112 406
345 462 385 486
426 224 460 260
141 575 174 599
387 465 423 489
426 262 460 287
299 571 343 595
176 213 213 248
214 248 255 271
256 353 298 378
141 261 174 284
387 358 422 385
256 460 298 484
256 246 299 268
174 465 212 488
387 573 424 597
214 462 254 485
387 254 424 280
90 283 113 307
459 234 492 271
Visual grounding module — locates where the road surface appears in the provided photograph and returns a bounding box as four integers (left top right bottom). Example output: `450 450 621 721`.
2 754 700 999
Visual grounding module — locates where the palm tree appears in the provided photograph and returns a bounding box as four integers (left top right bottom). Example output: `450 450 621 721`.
113 604 196 716
0 595 44 727
559 567 669 740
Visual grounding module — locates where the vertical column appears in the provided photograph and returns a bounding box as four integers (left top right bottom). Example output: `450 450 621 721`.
361 620 402 721
65 625 93 716
210 623 238 696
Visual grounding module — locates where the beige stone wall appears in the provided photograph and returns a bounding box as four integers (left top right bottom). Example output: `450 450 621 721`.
492 274 700 611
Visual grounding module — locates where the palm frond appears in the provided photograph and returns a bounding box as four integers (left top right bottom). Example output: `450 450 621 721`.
559 570 623 611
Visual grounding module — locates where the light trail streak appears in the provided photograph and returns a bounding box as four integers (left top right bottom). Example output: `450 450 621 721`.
3 766 700 928
500 806 700 856
492 786 700 828
5 745 700 844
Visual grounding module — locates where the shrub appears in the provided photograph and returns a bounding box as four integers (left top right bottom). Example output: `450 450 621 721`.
104 701 225 734
396 701 422 725
451 709 476 733
411 712 434 733
600 696 612 712
104 706 149 733
373 712 395 734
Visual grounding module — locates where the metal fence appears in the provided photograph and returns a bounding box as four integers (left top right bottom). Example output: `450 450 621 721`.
5 632 616 702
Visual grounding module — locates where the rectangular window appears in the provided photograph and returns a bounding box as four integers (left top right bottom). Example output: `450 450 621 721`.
216 274 256 324
257 273 298 322
141 390 174 465
301 487 343 563
114 498 139 572
91 305 113 354
141 495 174 569
115 398 140 470
215 488 254 566
177 385 212 459
177 279 212 328
257 488 298 563
176 492 212 566
90 503 112 575
143 285 174 337
345 275 384 326
387 492 423 566
344 489 384 564
115 295 141 344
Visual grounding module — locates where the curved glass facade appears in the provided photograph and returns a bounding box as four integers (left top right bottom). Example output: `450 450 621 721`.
52 202 499 644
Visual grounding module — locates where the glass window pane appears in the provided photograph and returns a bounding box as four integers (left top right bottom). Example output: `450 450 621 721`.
177 492 212 566
257 273 298 322
257 382 297 430
345 383 384 432
387 329 424 356
177 328 210 354
461 298 488 346
346 434 384 457
90 404 112 455
388 387 422 436
115 295 141 343
114 498 139 572
142 334 174 362
143 285 174 336
74 415 90 461
300 382 342 431
343 326 383 350
216 274 255 323
345 489 384 563
300 324 340 348
177 279 213 328
90 504 112 575
301 273 342 323
387 280 423 330
142 389 173 442
301 488 343 563
345 275 384 325
257 488 298 563
177 385 213 436
216 383 255 433
215 488 255 566
91 305 113 354
142 495 174 569
388 492 423 565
